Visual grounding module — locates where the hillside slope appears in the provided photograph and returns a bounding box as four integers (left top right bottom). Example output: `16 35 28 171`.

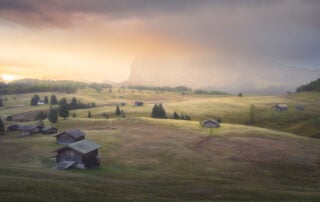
1 118 320 201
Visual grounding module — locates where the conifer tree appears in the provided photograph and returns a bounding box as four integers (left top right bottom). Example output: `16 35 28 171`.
59 104 69 120
0 118 5 135
88 110 92 118
30 94 40 106
48 108 58 123
70 97 78 109
158 103 167 118
151 104 160 118
44 96 49 104
50 94 58 105
115 105 121 115
173 111 180 119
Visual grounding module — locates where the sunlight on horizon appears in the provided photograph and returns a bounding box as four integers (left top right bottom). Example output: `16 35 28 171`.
0 74 23 82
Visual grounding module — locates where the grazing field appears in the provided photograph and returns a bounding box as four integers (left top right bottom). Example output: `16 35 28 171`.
1 89 320 201
1 118 320 201
1 88 319 136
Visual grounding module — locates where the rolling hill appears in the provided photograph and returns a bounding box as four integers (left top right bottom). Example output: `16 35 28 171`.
1 118 320 201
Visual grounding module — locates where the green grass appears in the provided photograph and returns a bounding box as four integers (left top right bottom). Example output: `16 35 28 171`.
1 117 320 201
1 89 320 201
1 89 319 137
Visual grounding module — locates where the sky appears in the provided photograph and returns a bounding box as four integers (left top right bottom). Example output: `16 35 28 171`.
0 0 319 90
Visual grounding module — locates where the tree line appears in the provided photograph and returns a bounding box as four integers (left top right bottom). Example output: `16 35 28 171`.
296 78 320 92
0 79 112 95
151 103 191 120
193 89 228 95
125 85 192 92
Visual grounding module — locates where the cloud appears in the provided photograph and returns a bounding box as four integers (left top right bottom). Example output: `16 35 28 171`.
0 0 319 71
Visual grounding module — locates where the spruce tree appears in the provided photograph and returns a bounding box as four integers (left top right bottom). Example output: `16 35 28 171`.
44 96 49 104
70 97 78 109
59 97 68 107
48 108 58 123
173 111 180 119
151 104 160 118
50 94 58 105
88 110 92 118
0 118 5 135
115 105 121 115
59 104 69 120
158 103 167 118
30 94 40 106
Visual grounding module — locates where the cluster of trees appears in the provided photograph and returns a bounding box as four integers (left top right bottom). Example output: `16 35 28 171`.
193 89 228 95
0 79 112 95
296 78 320 92
47 96 96 123
31 94 94 109
115 106 125 117
172 111 191 120
35 111 47 120
151 104 192 120
151 103 167 119
126 85 191 93
30 95 49 106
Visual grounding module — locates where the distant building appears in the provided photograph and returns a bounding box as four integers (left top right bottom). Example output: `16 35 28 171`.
296 105 304 111
200 119 220 128
41 126 58 134
6 124 20 132
54 129 85 145
18 125 40 137
275 104 288 111
53 139 101 169
37 100 45 105
134 101 144 106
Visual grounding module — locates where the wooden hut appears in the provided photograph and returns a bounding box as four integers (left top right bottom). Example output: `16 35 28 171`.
275 104 288 111
134 101 144 106
53 139 101 169
7 124 20 131
18 125 40 137
54 129 85 144
201 119 220 128
41 126 58 134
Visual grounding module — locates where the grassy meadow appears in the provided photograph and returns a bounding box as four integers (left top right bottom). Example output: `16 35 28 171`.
1 88 320 201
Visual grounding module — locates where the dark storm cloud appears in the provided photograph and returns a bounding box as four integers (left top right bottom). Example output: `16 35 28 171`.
0 0 291 26
0 0 319 68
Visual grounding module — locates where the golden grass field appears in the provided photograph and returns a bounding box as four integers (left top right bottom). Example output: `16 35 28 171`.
0 88 320 201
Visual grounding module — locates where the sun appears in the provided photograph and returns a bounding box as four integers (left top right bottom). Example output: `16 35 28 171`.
0 74 21 82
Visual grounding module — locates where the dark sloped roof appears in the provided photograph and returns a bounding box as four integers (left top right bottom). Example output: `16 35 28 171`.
201 119 220 127
18 125 38 131
54 129 85 138
42 126 56 131
54 139 100 155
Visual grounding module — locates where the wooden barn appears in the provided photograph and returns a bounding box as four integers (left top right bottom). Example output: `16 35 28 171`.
41 126 58 134
7 124 20 131
275 104 288 111
134 101 144 106
201 119 220 128
54 129 85 144
53 139 101 169
18 125 40 137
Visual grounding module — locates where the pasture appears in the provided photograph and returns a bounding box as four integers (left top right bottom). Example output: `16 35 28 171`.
0 89 320 201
